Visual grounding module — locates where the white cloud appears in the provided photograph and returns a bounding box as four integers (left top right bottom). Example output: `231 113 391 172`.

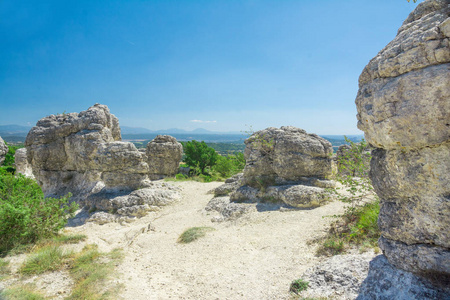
190 120 217 123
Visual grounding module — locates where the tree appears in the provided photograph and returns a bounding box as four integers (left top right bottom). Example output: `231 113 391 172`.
183 140 218 175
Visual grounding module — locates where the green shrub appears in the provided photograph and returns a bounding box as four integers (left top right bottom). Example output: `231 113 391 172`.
182 140 219 175
213 153 245 178
0 172 78 254
289 278 309 294
2 144 22 169
175 173 187 180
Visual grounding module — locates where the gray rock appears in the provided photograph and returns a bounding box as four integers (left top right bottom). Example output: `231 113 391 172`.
355 0 450 283
244 126 333 182
0 136 8 165
14 148 34 178
146 135 182 180
357 255 449 300
205 196 253 222
25 104 181 222
211 173 243 196
299 253 375 300
227 126 336 209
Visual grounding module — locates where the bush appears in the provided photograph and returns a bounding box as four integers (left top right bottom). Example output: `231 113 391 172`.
2 144 22 169
182 140 219 175
289 278 309 294
0 172 78 254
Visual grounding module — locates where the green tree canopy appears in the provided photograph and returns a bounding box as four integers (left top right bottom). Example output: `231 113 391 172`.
183 140 219 174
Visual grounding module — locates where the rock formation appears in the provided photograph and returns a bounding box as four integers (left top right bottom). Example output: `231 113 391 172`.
355 0 450 291
14 148 34 178
25 104 181 222
207 127 335 221
146 135 183 180
0 136 8 165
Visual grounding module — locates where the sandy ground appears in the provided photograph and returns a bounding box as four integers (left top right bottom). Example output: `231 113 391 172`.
63 181 347 300
1 181 348 299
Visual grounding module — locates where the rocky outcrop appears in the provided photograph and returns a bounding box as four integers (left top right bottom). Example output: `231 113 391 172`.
146 135 182 180
358 255 449 300
355 0 450 288
298 253 375 299
244 126 333 184
207 127 335 221
235 126 335 207
25 104 181 222
14 148 34 178
0 136 8 165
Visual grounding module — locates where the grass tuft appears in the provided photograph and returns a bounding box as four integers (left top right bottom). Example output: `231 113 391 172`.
67 244 123 300
0 284 45 300
19 245 71 275
178 227 215 244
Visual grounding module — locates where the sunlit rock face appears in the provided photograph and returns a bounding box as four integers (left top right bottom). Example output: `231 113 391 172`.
25 104 181 222
14 148 34 178
146 135 183 180
0 136 7 165
233 126 335 208
355 0 450 287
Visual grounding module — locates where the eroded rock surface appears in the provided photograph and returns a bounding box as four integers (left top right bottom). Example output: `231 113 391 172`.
25 104 181 222
207 127 335 221
14 148 34 178
0 137 7 165
355 0 450 287
146 135 183 180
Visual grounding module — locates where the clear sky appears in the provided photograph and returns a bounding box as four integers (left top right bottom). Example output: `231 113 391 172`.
0 0 419 134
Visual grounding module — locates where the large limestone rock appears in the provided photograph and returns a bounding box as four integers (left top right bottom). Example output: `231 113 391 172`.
355 0 450 288
0 137 7 165
146 135 183 180
25 104 181 221
207 127 335 221
244 126 333 184
14 148 34 178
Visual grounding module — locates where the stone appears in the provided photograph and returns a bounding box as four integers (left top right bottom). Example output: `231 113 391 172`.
14 148 34 178
0 136 8 165
205 196 253 222
299 253 375 300
356 0 450 150
25 104 181 222
210 173 243 196
355 0 450 284
358 255 449 299
146 135 183 180
227 126 335 208
244 126 333 182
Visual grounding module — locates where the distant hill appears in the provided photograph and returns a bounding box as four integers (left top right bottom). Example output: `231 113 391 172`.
0 125 31 137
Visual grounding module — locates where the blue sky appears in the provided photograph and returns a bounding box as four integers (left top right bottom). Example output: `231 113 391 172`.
0 0 419 134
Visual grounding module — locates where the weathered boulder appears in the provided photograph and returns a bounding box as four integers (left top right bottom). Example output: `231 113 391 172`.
230 126 334 208
358 255 449 299
146 135 183 180
355 0 450 287
244 126 333 183
25 104 181 221
14 148 34 178
0 137 7 165
210 173 243 196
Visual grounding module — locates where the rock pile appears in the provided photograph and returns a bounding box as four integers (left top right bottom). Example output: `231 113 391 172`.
25 104 182 223
0 137 7 165
355 0 449 294
207 126 335 221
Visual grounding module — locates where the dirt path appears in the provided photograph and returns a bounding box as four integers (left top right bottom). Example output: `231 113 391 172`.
65 181 347 299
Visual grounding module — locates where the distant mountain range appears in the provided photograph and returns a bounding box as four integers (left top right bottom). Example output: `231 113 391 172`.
0 124 364 145
120 126 241 135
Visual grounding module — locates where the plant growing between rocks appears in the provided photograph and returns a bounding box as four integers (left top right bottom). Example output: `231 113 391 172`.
317 137 380 255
